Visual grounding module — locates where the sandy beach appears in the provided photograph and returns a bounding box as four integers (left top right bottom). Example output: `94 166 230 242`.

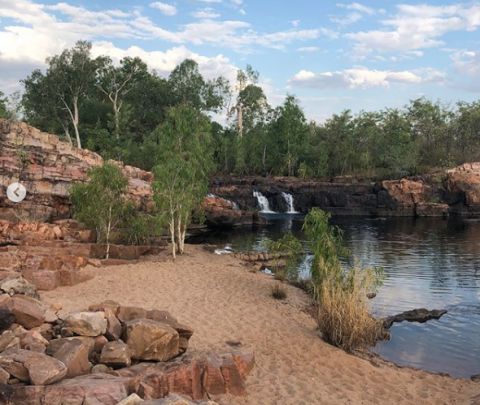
41 244 480 405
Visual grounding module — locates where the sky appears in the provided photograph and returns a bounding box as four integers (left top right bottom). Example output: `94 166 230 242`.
0 0 479 122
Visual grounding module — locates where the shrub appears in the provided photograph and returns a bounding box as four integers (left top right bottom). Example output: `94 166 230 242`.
271 283 287 300
70 162 129 258
316 266 384 352
265 232 303 281
303 208 384 352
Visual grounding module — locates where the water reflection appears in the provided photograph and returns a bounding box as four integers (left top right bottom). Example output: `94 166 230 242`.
190 216 480 378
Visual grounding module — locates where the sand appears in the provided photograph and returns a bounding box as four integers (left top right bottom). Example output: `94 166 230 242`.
41 245 480 405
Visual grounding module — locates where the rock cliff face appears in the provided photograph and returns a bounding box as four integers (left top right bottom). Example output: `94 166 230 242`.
0 119 152 222
210 176 450 217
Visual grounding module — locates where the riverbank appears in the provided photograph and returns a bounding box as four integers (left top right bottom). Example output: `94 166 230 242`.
41 244 480 405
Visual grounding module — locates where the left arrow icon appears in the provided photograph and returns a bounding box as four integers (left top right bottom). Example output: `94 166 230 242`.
6 182 26 203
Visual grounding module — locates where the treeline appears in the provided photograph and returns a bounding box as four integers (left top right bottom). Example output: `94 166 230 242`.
2 41 480 178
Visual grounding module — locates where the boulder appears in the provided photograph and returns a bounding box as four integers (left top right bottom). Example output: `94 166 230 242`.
0 330 20 352
117 393 144 405
64 311 107 337
125 319 180 362
0 277 39 298
0 308 15 332
0 348 67 385
19 330 49 353
50 337 93 378
42 373 130 405
0 366 9 384
100 341 131 368
105 308 122 341
9 295 46 329
117 306 148 323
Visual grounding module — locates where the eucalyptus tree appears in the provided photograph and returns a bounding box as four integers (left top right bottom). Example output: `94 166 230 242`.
153 104 213 258
23 41 101 148
97 57 149 138
168 59 229 113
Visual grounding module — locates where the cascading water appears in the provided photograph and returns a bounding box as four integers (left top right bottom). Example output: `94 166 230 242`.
253 190 275 213
281 192 299 214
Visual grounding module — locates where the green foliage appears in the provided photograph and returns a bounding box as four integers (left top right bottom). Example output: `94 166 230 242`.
153 105 213 258
302 208 384 351
266 232 303 281
0 91 8 119
15 41 480 179
70 163 129 258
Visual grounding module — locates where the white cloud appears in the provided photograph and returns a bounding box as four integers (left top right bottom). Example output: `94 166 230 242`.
192 8 220 19
331 12 362 26
297 46 320 53
347 3 480 57
149 2 177 16
291 19 300 27
451 49 480 77
337 2 375 15
289 67 445 89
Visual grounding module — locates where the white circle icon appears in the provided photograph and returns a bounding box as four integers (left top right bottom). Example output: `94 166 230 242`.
6 182 27 203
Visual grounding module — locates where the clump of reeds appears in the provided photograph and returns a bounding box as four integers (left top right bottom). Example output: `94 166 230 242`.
271 283 287 300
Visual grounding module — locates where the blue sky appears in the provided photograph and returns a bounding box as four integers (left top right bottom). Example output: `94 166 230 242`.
0 0 479 122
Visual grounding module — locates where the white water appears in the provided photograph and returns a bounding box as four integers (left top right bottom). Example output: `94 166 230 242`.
253 190 276 213
281 192 299 214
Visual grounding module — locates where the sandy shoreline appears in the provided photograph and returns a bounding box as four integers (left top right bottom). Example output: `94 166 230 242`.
41 244 480 405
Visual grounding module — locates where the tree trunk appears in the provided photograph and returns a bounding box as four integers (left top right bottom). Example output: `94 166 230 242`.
113 95 120 139
169 214 176 259
237 104 243 138
105 206 112 260
61 122 73 146
73 96 82 149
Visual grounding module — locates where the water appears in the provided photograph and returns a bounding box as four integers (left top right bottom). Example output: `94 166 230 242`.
281 192 299 214
253 191 276 213
190 215 480 378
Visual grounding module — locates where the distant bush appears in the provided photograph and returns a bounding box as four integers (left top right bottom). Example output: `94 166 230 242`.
271 283 287 300
303 208 384 352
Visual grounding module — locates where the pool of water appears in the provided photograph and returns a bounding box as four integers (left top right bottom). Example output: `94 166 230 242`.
189 215 480 378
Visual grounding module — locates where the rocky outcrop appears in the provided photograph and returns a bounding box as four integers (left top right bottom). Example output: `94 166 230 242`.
0 295 254 404
210 175 453 217
445 162 480 216
202 196 263 228
383 308 448 329
0 119 152 222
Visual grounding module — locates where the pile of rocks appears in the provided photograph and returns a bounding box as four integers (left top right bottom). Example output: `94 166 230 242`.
0 288 254 404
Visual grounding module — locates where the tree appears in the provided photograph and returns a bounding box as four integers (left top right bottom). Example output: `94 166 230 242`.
0 91 8 119
153 105 213 258
268 95 308 176
97 57 148 138
168 59 229 113
45 41 100 148
70 163 129 258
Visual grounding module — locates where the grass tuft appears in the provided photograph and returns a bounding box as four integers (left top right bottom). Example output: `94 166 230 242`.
271 283 287 300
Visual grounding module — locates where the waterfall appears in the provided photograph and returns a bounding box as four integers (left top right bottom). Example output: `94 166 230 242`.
253 191 275 213
281 192 299 214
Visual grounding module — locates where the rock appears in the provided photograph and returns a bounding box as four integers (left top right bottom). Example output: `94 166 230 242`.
143 394 218 404
42 373 130 405
64 311 107 337
117 393 144 405
9 295 46 329
94 335 109 353
0 330 20 352
116 306 148 323
89 300 120 314
0 348 67 385
105 308 123 341
91 364 112 374
218 353 246 396
0 308 15 332
125 319 179 362
384 308 448 328
100 341 131 368
19 330 49 353
50 337 93 377
232 351 255 380
0 366 9 384
0 277 39 298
